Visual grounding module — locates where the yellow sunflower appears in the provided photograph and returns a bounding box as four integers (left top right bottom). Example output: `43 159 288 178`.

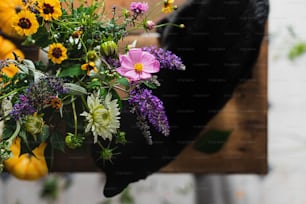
0 0 25 38
81 62 98 75
38 0 62 21
162 0 176 14
12 10 39 36
48 43 68 64
2 64 19 78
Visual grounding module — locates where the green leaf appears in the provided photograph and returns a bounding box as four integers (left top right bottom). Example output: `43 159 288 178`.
193 129 232 154
115 77 129 89
39 125 50 143
30 26 50 48
86 80 102 89
19 130 32 154
50 131 65 152
64 83 88 95
143 81 158 89
40 175 59 201
2 125 14 140
58 64 85 77
119 188 134 204
288 42 306 60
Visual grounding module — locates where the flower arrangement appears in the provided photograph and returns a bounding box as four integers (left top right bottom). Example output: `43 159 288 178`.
0 0 185 179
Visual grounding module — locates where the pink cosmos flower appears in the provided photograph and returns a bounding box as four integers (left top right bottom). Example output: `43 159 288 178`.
130 2 149 14
116 48 160 81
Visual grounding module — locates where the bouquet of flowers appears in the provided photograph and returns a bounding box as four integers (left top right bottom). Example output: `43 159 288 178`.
0 0 184 180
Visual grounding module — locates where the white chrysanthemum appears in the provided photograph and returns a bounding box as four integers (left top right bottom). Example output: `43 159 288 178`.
81 92 120 143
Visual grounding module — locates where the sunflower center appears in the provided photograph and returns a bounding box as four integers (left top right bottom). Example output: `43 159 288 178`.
43 3 54 14
52 48 63 58
18 18 32 29
134 63 143 73
87 62 95 70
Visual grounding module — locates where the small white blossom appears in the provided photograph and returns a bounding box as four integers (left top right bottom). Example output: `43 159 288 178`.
81 92 120 143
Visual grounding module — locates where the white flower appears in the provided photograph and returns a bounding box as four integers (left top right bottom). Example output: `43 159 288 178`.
81 92 120 143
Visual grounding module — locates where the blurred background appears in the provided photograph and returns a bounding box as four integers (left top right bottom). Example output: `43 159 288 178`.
2 0 306 203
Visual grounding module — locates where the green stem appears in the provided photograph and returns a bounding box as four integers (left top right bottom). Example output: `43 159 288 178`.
81 95 88 111
0 86 27 100
5 120 21 147
71 96 78 137
154 22 185 29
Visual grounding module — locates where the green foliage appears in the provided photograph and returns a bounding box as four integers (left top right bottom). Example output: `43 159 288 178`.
40 175 59 201
50 131 65 152
143 80 158 89
40 174 73 202
119 188 135 204
116 77 130 89
288 42 306 60
194 129 232 154
58 64 85 77
2 121 15 140
27 26 50 48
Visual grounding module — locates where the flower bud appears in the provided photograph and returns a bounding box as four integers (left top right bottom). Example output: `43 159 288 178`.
86 50 98 61
100 147 114 161
123 9 131 18
24 114 44 138
65 133 84 149
116 131 127 144
100 41 118 57
145 20 155 30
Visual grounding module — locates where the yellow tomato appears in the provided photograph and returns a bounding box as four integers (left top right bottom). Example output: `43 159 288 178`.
4 137 48 180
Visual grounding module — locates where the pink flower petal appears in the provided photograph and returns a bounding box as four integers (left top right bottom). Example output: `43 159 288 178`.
142 60 160 73
124 70 140 81
139 72 152 79
128 48 143 62
119 55 134 69
116 67 129 75
141 51 156 62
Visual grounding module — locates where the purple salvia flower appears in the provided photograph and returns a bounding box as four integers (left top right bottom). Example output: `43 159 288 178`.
10 77 67 120
10 95 36 120
142 46 185 71
128 88 170 137
46 76 69 94
135 113 153 145
130 2 149 15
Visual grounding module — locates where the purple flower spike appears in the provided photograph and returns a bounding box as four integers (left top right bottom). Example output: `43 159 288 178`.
142 46 185 71
129 88 170 137
10 95 36 120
